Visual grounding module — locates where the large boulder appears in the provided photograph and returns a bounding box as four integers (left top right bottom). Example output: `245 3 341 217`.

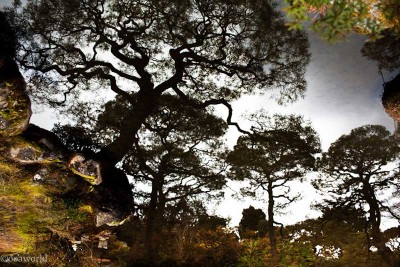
0 58 31 137
0 126 133 266
0 125 133 263
0 20 133 264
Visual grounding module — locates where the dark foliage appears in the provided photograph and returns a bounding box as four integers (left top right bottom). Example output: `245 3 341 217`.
239 205 267 238
9 0 310 166
228 113 320 258
315 125 400 266
0 11 17 58
362 30 400 72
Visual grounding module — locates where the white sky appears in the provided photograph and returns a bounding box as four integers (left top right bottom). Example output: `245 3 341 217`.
213 31 397 229
223 32 393 151
0 1 12 6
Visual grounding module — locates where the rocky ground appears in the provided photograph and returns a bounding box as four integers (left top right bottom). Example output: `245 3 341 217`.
0 49 132 267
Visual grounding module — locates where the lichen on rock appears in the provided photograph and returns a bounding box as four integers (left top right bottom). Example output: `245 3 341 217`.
0 56 130 267
69 154 102 185
0 20 133 264
96 210 130 227
10 143 42 163
0 59 32 138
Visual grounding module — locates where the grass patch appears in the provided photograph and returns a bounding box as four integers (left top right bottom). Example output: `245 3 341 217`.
64 198 88 223
0 162 18 173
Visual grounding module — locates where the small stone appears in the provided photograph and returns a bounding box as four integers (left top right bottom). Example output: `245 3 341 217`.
98 238 108 249
96 211 119 227
96 230 112 249
33 168 48 182
95 210 130 227
10 146 41 162
69 154 102 185
0 116 10 129
33 173 41 181
71 240 82 252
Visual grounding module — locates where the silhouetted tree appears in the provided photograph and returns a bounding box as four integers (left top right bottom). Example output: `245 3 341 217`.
54 94 228 263
9 0 310 169
315 125 400 266
239 206 267 239
227 113 320 259
362 30 400 72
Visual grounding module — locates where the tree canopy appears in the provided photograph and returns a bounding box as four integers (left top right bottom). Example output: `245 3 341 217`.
7 0 310 167
362 29 400 71
53 93 228 262
90 94 228 211
239 205 268 238
227 113 320 258
315 125 400 265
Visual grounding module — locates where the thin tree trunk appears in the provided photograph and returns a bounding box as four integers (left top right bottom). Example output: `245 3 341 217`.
364 183 398 266
267 181 278 260
145 182 158 263
145 175 165 263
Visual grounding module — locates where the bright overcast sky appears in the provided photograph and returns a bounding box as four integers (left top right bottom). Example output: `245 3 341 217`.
214 31 396 229
224 32 394 151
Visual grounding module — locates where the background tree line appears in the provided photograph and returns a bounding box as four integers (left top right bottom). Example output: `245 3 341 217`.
53 120 400 266
1 0 400 266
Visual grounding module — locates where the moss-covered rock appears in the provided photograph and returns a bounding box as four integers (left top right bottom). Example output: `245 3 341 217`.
0 137 132 265
0 58 31 138
0 40 132 266
9 135 63 164
0 151 86 251
69 154 102 185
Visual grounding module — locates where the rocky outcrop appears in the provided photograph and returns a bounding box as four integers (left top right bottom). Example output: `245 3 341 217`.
0 115 132 265
0 58 31 138
0 11 31 137
0 13 133 265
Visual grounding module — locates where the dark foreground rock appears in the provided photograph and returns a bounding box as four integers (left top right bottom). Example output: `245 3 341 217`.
382 73 400 122
0 39 133 267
